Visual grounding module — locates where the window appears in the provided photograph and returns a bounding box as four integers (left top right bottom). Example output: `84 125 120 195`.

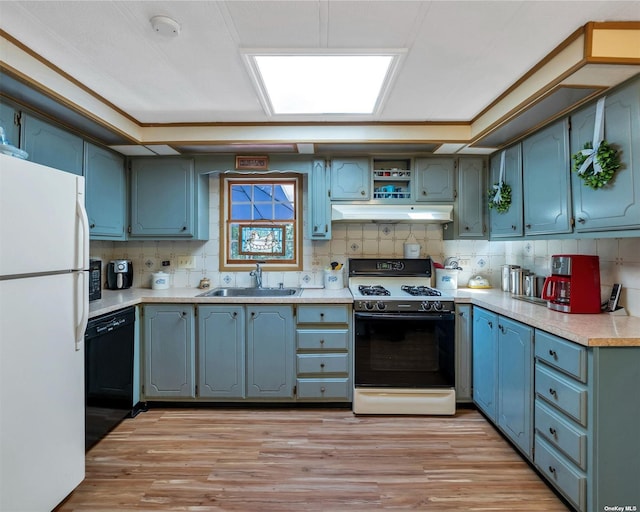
221 173 302 270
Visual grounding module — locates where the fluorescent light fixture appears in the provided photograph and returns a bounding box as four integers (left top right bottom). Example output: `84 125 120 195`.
244 50 405 117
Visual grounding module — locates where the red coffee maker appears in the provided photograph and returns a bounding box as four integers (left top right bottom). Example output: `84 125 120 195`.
542 255 601 314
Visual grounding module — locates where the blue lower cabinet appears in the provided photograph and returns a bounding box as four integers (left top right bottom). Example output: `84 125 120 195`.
473 307 533 459
246 305 294 399
472 307 498 420
143 305 195 399
533 330 640 512
497 316 533 458
198 305 245 399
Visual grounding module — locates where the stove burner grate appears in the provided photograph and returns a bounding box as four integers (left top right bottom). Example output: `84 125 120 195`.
401 285 442 297
358 285 390 296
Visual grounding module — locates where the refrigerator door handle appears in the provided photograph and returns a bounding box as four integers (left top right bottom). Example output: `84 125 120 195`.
75 271 89 351
75 178 90 271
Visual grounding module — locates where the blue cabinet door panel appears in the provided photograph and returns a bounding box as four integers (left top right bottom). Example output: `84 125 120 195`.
522 119 571 235
571 79 640 232
21 114 84 175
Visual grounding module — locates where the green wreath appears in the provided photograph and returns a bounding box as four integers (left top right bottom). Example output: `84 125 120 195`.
572 141 620 190
487 182 512 214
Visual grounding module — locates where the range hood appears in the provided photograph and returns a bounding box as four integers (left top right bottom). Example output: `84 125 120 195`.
331 204 453 223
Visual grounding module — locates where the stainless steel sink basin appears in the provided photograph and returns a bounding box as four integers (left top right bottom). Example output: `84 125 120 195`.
512 295 547 306
197 287 302 298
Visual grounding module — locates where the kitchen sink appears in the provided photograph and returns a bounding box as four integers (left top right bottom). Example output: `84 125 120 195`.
197 287 302 298
511 295 547 306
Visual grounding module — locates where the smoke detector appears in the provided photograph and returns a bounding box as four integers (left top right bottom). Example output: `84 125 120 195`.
150 15 181 37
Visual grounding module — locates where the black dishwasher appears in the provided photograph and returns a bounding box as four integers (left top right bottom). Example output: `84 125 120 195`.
85 306 139 451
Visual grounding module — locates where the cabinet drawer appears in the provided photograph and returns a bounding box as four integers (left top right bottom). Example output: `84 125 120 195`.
297 305 349 324
535 436 586 512
535 330 587 383
297 329 349 350
535 399 587 470
296 378 350 400
535 364 587 427
297 353 349 375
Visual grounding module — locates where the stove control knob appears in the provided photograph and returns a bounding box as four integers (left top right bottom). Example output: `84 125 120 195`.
376 301 386 311
364 301 375 310
421 301 432 311
433 301 443 311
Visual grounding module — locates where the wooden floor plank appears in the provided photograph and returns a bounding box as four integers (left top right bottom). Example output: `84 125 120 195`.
55 408 570 511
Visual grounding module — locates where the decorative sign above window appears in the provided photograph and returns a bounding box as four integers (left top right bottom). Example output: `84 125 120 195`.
238 225 285 256
235 156 269 170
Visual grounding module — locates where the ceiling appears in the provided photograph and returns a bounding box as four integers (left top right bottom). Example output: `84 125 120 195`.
0 1 639 155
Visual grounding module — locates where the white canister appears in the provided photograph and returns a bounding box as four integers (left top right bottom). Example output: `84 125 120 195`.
403 243 421 259
435 268 458 290
324 269 344 290
151 271 170 290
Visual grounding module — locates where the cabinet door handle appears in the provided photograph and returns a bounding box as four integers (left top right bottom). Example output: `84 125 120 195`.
488 321 493 328
548 349 557 358
181 311 187 317
232 312 237 318
511 225 517 230
549 388 557 397
181 226 187 231
549 427 557 436
251 312 255 318
314 225 318 232
360 190 366 196
422 190 427 196
90 223 96 229
548 466 556 475
577 218 586 224
525 224 532 229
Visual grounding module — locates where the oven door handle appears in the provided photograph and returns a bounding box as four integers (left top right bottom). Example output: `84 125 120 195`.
354 312 455 321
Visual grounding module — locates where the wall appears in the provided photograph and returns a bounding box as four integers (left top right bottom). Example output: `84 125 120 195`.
91 174 640 317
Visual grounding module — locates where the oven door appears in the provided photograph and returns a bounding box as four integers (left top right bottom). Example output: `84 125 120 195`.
354 312 455 389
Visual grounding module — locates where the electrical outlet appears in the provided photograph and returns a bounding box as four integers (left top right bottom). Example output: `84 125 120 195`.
177 255 196 269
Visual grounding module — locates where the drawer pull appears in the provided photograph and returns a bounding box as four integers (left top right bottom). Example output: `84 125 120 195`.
320 387 326 392
320 313 325 319
548 465 556 475
548 349 557 358
549 388 557 397
320 363 325 368
319 339 325 345
549 427 557 436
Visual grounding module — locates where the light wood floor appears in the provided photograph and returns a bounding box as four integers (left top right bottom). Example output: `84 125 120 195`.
56 407 570 511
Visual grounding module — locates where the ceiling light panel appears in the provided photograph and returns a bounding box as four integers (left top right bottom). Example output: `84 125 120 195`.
244 50 405 118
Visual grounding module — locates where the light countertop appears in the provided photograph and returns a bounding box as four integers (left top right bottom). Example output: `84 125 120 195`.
89 286 640 348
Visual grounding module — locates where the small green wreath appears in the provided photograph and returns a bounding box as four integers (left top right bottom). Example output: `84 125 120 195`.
572 141 620 190
487 183 512 214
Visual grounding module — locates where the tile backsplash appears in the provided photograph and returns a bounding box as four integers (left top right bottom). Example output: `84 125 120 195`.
91 175 640 317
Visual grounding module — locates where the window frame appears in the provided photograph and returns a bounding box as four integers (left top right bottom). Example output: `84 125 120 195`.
220 173 302 271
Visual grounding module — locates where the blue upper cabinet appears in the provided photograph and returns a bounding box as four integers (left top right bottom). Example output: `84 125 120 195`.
489 144 523 238
455 157 486 238
130 157 208 239
20 113 84 175
84 143 126 240
414 157 455 202
0 101 20 148
330 157 370 200
522 119 572 236
570 78 640 233
309 159 332 239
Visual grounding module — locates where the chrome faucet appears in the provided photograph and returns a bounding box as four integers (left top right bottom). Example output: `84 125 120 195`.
250 262 263 288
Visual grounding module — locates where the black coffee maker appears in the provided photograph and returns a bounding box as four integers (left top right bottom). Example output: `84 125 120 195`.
106 260 133 289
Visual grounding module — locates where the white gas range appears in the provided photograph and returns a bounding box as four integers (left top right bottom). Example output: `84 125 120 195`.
348 258 456 416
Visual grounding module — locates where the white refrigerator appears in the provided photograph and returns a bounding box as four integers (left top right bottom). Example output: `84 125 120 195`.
0 153 88 511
